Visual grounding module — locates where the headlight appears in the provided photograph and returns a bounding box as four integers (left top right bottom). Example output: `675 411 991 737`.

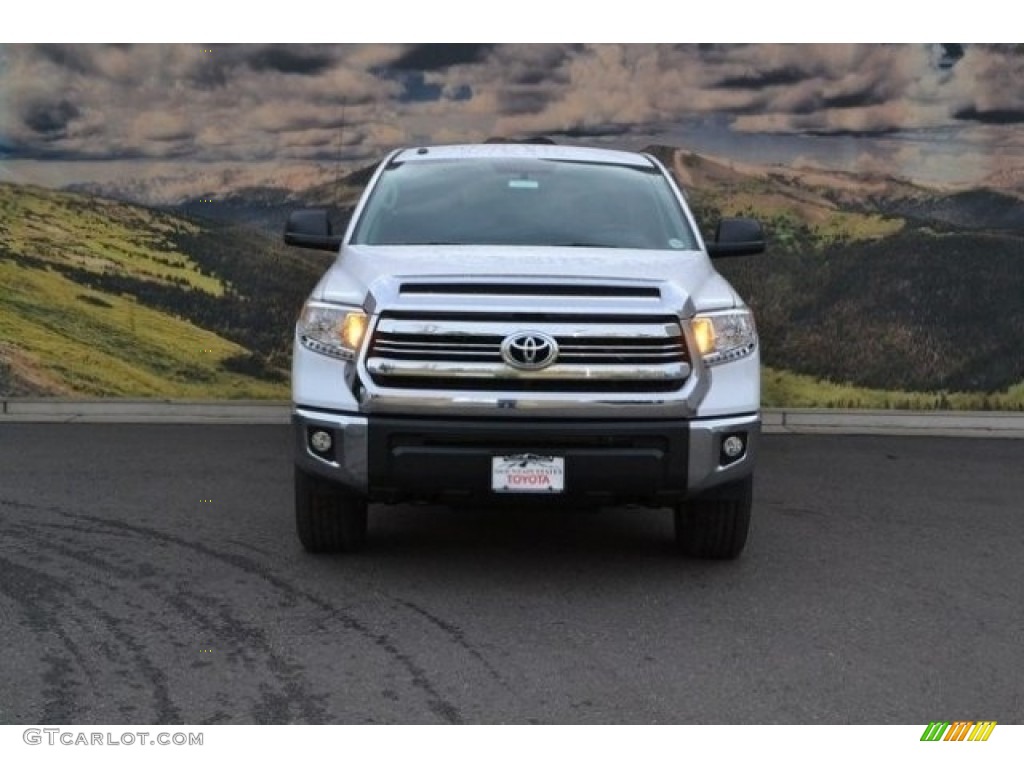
297 301 368 361
691 309 757 366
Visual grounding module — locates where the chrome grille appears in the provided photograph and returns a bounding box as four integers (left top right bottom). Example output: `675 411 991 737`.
365 314 691 392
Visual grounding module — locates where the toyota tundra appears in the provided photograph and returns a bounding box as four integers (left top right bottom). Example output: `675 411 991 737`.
284 143 765 558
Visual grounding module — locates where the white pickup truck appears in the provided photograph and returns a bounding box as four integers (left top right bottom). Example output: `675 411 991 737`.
284 143 765 558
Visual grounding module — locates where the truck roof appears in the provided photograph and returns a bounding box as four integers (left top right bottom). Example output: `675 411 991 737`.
390 143 655 167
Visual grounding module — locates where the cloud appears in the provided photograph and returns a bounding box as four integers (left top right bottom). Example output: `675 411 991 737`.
555 123 634 139
249 102 345 134
130 112 194 143
715 66 807 90
461 46 928 141
953 107 1024 125
245 45 335 76
23 99 80 137
948 45 1024 124
2 44 412 164
3 43 1023 189
389 44 494 72
33 44 98 75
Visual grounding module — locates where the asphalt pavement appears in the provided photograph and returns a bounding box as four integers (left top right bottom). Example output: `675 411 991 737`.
0 424 1021 724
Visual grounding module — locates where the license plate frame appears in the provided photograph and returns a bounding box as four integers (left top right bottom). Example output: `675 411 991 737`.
491 454 565 494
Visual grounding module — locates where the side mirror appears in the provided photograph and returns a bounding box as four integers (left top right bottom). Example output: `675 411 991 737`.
284 208 343 251
706 217 765 258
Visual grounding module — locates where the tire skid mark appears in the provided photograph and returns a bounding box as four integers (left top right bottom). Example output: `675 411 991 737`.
36 507 464 724
1 498 65 514
0 556 83 722
392 598 509 688
7 523 140 581
0 553 182 723
1 535 123 673
164 590 329 724
39 652 78 722
86 604 183 723
199 710 233 725
3 498 469 723
4 521 178 638
0 544 118 695
77 515 464 724
6 509 329 723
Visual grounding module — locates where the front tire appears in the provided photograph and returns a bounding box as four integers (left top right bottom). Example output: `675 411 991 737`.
295 466 368 553
674 476 752 559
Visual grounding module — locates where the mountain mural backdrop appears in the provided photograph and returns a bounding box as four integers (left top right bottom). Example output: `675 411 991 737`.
1 44 1022 408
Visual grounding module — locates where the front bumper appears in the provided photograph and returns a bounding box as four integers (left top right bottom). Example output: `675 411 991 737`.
294 407 758 505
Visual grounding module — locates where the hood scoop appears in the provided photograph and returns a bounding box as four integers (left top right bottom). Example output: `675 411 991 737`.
398 280 661 299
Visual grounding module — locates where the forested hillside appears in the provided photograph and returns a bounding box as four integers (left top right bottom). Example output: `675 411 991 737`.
718 226 1024 393
652 147 1024 408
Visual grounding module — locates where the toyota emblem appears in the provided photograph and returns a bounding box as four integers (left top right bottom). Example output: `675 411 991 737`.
500 331 559 370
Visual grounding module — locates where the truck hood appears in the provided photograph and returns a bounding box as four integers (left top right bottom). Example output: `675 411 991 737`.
312 244 740 313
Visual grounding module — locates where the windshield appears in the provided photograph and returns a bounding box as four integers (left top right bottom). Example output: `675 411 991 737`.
350 157 700 250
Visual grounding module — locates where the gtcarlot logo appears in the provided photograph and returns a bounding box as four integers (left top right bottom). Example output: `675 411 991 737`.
23 728 203 747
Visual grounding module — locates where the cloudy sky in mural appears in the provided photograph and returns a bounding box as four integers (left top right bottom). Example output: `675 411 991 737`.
2 43 1023 189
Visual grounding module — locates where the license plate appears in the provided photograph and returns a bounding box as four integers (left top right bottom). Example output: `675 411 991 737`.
491 454 565 493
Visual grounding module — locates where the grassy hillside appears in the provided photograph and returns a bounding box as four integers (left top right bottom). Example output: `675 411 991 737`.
648 146 908 247
762 367 1024 411
4 148 1022 410
0 183 323 397
0 260 281 397
1 184 222 295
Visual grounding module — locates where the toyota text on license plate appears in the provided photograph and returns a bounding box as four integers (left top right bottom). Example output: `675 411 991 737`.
491 454 565 493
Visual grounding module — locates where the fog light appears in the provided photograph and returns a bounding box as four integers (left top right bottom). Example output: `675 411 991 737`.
720 434 746 465
722 435 745 458
310 430 333 454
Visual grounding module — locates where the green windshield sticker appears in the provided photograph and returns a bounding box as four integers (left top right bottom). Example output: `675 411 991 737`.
508 179 539 189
